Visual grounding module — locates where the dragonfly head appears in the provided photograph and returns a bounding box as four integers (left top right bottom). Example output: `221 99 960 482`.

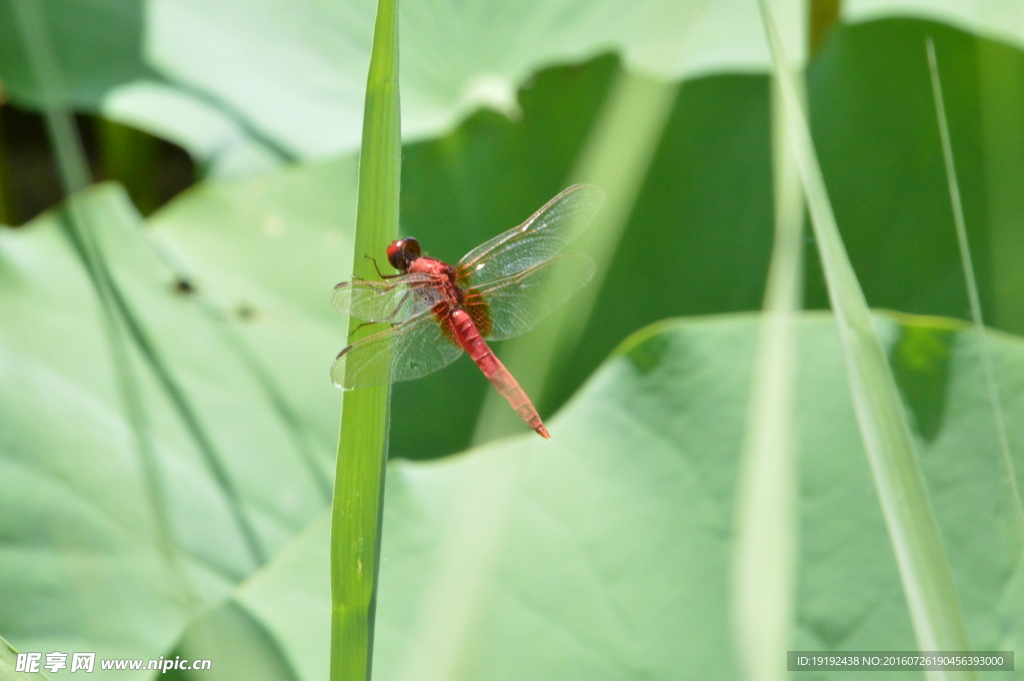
386 237 421 272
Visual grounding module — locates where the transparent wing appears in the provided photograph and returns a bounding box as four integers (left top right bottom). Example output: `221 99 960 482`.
331 313 463 389
456 184 604 287
464 253 596 341
331 272 445 324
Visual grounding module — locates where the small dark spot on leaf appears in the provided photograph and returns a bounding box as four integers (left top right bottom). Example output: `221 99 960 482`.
235 304 258 321
173 278 195 295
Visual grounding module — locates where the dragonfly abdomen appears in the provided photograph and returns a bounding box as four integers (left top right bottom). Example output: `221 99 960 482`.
449 309 550 439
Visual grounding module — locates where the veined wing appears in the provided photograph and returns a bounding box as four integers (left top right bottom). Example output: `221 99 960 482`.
332 272 444 324
464 253 596 341
331 312 463 389
457 184 604 288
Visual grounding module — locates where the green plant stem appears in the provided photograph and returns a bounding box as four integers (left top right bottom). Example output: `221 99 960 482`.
731 12 805 680
329 0 401 678
1 634 48 680
760 2 976 674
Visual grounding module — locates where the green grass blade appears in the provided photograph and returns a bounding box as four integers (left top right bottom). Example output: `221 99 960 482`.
927 38 1024 540
0 634 51 681
329 0 400 678
10 0 89 196
471 67 678 443
759 1 977 670
731 7 805 678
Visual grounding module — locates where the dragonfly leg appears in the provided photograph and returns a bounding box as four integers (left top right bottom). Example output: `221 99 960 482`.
363 254 402 280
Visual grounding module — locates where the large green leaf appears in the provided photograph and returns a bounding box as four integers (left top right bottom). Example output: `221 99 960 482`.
0 0 154 110
102 80 289 179
135 0 1024 164
142 0 771 160
144 156 361 446
168 313 1024 681
844 0 1024 49
3 0 1022 184
0 183 337 675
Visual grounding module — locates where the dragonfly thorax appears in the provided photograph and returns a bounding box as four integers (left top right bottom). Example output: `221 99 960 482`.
407 255 461 301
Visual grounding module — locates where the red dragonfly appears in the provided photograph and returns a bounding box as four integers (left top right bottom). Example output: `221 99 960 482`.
331 184 604 438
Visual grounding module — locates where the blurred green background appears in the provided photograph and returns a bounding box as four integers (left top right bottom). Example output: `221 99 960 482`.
1 0 1023 679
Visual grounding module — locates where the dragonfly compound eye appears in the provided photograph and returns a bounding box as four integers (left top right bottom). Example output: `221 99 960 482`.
387 237 421 271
